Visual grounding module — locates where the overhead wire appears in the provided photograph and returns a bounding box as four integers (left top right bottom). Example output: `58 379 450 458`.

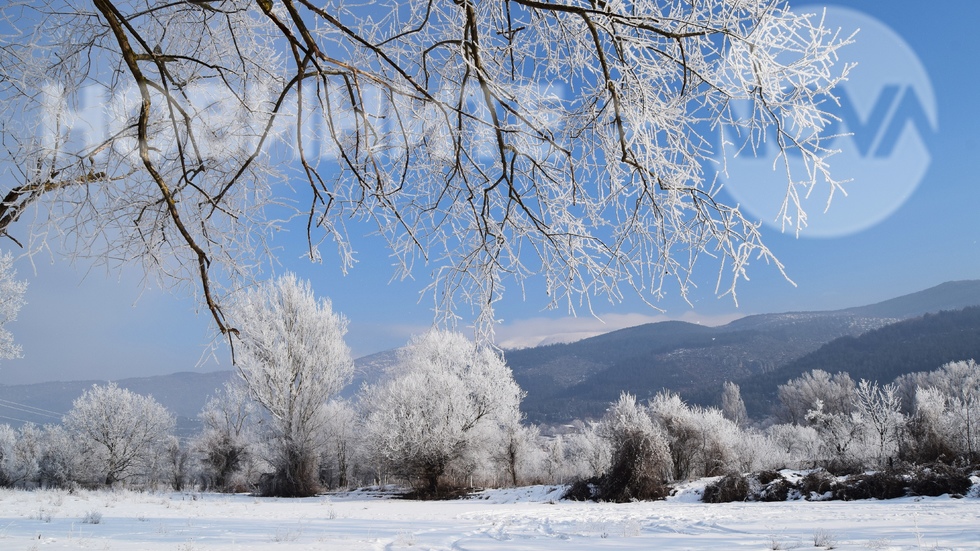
0 398 64 420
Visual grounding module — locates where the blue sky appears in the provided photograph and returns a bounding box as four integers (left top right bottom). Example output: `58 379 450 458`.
2 0 980 385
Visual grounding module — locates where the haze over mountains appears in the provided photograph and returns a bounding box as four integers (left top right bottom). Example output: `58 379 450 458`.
2 280 979 433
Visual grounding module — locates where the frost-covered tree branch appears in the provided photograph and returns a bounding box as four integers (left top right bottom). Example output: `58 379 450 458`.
0 0 852 340
0 251 26 361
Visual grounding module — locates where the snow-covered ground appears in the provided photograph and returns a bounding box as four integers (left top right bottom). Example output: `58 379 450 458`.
1 481 978 550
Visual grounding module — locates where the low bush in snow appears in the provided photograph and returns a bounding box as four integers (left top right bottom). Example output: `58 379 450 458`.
563 393 672 503
800 469 835 498
701 473 748 503
700 464 975 503
755 470 793 502
832 471 907 501
907 464 972 497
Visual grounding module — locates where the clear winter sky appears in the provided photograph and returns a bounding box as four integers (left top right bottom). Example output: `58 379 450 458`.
3 0 979 385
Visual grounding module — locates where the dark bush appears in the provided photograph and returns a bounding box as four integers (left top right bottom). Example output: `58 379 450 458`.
800 469 835 499
597 434 670 502
697 465 976 504
702 473 749 503
755 470 781 485
563 478 599 501
201 434 247 492
401 483 471 500
900 416 959 465
561 424 671 503
751 470 791 501
833 471 906 501
908 464 972 497
756 477 791 502
257 445 320 498
821 458 864 477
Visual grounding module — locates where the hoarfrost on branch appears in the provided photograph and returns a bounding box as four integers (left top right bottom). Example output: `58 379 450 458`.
0 0 852 339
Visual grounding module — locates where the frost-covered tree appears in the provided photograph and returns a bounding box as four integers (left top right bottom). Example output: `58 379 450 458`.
317 399 359 489
64 383 175 486
0 0 851 341
894 371 930 415
854 379 903 468
593 393 672 501
721 381 748 428
0 251 26 362
898 360 980 464
731 429 784 473
647 391 697 479
362 331 523 496
766 422 821 469
901 386 957 464
648 391 743 479
36 425 79 489
493 423 544 487
7 423 41 487
230 273 353 497
195 380 260 492
804 398 865 472
542 433 567 485
0 423 42 488
928 360 980 461
0 423 44 488
692 406 745 476
777 370 857 425
0 424 13 487
563 421 612 481
164 436 190 491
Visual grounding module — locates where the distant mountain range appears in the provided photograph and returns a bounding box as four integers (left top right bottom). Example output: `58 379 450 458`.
2 280 979 432
504 280 980 424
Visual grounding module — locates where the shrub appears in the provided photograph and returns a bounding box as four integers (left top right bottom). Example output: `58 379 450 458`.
581 393 672 503
832 471 905 501
699 464 975 503
597 433 671 502
702 473 749 503
257 444 321 498
820 457 863 477
756 470 781 485
756 476 792 502
813 528 839 549
401 483 471 501
563 478 598 501
800 470 835 499
907 464 971 497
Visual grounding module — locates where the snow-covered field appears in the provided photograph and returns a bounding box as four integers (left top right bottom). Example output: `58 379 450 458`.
1 482 978 550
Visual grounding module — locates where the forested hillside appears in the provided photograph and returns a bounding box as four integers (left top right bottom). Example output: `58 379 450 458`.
736 306 980 419
507 280 980 424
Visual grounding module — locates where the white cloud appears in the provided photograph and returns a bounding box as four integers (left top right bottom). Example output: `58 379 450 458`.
494 311 745 350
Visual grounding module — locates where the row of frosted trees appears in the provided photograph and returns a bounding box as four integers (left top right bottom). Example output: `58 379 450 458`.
768 362 980 472
2 362 975 497
1 275 978 497
0 383 181 490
